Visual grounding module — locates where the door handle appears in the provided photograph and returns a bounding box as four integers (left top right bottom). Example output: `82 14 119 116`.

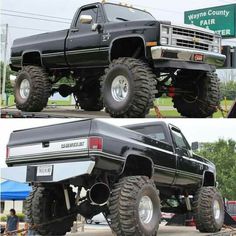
71 28 79 33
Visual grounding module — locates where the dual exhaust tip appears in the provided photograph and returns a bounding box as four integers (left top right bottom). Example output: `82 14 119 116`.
88 182 110 206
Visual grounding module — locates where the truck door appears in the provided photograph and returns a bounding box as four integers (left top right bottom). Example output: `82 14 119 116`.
130 124 177 185
170 126 203 186
66 5 104 67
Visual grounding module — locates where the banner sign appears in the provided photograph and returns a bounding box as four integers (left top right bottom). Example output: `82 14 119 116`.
185 4 236 38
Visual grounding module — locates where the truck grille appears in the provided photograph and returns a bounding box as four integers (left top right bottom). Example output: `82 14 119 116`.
160 24 222 53
176 39 210 51
172 27 214 42
172 27 214 52
171 26 215 52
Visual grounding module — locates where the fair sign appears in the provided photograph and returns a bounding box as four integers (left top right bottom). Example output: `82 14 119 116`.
184 4 236 38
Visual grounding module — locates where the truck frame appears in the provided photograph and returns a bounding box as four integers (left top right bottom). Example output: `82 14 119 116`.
10 2 225 118
2 119 225 235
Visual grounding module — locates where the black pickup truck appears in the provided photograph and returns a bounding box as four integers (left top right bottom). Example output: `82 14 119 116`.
2 119 224 235
10 2 225 118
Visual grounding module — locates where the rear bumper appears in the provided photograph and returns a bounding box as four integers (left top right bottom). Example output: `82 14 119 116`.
151 46 226 68
1 161 95 183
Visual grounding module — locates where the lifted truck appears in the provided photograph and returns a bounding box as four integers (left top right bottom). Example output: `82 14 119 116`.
2 119 225 235
10 2 225 118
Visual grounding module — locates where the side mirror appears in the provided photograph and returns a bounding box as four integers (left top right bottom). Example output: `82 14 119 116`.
79 15 93 24
91 23 103 32
191 142 199 151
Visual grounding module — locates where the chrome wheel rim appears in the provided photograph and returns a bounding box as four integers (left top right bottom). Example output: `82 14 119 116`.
138 196 153 224
20 79 30 99
213 200 221 221
111 75 129 102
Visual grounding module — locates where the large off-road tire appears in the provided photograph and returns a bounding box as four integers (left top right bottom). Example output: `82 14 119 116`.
14 66 51 112
172 70 220 118
193 187 224 233
109 176 160 236
26 185 76 236
25 186 36 224
78 79 103 111
101 58 157 118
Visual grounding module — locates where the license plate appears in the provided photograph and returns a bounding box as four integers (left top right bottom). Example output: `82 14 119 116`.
37 165 53 177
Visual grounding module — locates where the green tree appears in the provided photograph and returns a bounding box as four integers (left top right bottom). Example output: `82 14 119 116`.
197 139 236 200
0 61 16 95
220 81 236 100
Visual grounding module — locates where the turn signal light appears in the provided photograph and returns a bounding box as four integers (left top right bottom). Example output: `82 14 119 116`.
89 137 103 150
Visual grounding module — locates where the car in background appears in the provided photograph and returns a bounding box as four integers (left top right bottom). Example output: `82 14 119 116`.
226 201 236 221
161 212 175 222
86 213 107 225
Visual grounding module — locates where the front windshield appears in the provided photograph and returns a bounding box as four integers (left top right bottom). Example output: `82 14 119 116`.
104 3 156 22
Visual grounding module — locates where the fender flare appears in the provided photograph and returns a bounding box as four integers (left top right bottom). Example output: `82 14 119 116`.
120 151 155 178
109 34 147 62
22 50 43 67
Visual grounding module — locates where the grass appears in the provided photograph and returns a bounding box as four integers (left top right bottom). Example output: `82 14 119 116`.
48 99 72 106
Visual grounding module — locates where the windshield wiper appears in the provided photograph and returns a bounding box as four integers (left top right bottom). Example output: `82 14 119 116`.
116 17 129 21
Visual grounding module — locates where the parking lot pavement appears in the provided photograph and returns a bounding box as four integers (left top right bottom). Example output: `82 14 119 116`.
67 224 236 236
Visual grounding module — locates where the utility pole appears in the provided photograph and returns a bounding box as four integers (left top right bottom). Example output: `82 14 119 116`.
1 24 8 106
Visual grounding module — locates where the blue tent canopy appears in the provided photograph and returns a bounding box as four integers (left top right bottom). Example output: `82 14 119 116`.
0 180 32 201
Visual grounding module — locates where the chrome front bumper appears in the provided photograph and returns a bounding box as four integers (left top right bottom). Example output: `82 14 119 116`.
1 161 95 183
151 46 226 67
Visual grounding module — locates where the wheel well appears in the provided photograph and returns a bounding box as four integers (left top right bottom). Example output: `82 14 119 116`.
203 171 215 186
122 155 153 178
22 52 42 66
110 37 145 61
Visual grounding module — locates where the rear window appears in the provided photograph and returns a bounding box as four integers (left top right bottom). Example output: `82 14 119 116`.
129 125 168 143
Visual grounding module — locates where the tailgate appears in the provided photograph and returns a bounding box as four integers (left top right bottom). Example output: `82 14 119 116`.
7 119 92 165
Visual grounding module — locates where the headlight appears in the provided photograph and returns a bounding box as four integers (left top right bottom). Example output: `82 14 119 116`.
161 37 169 45
162 27 169 35
212 46 219 53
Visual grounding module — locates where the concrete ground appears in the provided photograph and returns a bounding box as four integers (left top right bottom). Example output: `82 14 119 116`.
67 224 236 236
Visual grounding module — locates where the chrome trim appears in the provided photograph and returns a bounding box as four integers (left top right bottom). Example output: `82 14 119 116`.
139 196 154 224
42 47 109 58
6 150 124 164
10 56 22 60
66 48 100 55
9 138 88 158
154 164 202 179
151 46 226 67
182 155 207 165
111 75 129 102
42 52 65 57
1 161 95 183
6 151 89 163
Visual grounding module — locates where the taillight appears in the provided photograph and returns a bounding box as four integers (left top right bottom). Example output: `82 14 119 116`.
89 137 103 150
6 146 10 158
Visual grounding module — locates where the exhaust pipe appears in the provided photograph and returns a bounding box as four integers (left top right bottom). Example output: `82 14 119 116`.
88 182 110 206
